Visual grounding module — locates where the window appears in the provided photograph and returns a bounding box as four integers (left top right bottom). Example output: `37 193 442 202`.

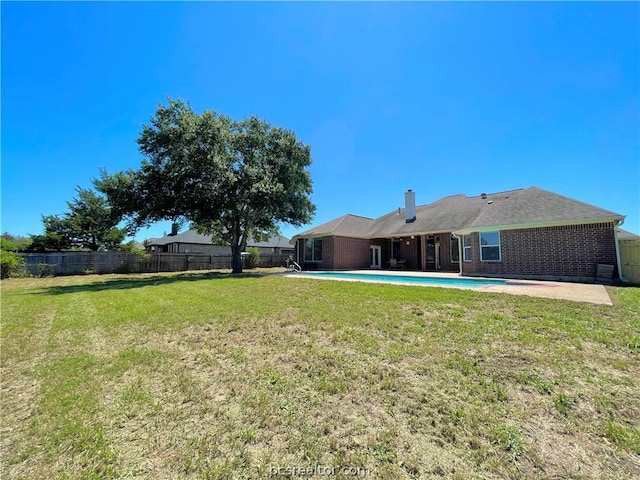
451 236 460 263
480 231 501 261
304 238 323 262
463 235 472 262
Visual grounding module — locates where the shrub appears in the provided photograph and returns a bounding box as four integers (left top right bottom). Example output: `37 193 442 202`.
0 235 31 252
244 247 261 269
36 263 56 277
0 237 18 251
119 240 151 259
1 250 25 279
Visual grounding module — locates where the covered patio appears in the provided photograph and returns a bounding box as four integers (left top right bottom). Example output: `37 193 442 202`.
371 233 460 272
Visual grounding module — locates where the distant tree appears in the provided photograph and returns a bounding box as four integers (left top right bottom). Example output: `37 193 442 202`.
28 216 73 252
97 98 315 273
64 187 126 251
0 233 32 252
29 188 126 252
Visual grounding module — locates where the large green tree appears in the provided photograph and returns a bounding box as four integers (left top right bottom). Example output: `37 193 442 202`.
96 98 315 273
30 187 126 252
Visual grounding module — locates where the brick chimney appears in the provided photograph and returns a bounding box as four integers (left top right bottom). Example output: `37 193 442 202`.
405 190 416 223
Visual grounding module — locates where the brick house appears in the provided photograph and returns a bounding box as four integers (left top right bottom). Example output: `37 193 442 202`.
292 187 626 282
146 229 294 256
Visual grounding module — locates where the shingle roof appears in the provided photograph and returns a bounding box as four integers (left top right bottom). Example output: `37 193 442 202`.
294 186 624 239
147 230 212 246
368 191 518 237
465 187 622 230
618 229 640 240
295 214 375 238
147 230 292 247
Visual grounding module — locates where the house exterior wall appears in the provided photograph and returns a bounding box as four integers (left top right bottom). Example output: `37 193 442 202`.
152 243 291 256
167 243 231 255
296 223 618 279
397 236 420 270
322 237 335 270
333 237 372 270
461 222 618 280
297 236 371 270
252 246 294 255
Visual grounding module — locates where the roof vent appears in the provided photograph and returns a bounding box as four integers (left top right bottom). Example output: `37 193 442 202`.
481 193 487 199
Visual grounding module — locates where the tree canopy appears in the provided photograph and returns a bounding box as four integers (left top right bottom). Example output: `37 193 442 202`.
96 98 315 273
29 187 126 252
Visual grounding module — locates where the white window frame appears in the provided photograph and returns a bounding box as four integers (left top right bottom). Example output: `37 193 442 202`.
303 238 323 262
450 235 460 263
479 231 501 262
463 235 472 262
370 245 381 268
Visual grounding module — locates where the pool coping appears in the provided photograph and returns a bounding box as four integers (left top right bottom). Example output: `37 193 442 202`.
285 270 613 305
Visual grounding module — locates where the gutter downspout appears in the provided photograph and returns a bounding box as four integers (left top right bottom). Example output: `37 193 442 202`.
452 233 463 276
613 219 627 283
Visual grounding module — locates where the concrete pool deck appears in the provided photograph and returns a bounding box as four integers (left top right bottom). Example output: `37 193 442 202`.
287 270 613 305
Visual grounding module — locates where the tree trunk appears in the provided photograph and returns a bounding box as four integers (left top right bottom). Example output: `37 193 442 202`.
231 244 243 274
230 218 248 274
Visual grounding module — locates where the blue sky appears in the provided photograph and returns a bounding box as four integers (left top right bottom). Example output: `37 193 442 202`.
2 2 639 243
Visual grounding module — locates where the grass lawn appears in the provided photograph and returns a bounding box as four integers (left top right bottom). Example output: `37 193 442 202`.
1 271 639 480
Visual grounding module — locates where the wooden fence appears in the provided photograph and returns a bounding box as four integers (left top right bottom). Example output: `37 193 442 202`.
18 252 291 277
619 239 640 285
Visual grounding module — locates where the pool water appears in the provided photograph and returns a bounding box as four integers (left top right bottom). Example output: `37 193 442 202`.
295 271 507 288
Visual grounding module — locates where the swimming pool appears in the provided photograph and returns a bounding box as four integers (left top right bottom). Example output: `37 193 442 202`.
291 271 507 288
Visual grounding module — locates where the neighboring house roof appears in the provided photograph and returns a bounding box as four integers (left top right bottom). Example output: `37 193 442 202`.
246 235 294 249
294 186 624 240
617 229 640 240
146 230 292 248
147 230 215 246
